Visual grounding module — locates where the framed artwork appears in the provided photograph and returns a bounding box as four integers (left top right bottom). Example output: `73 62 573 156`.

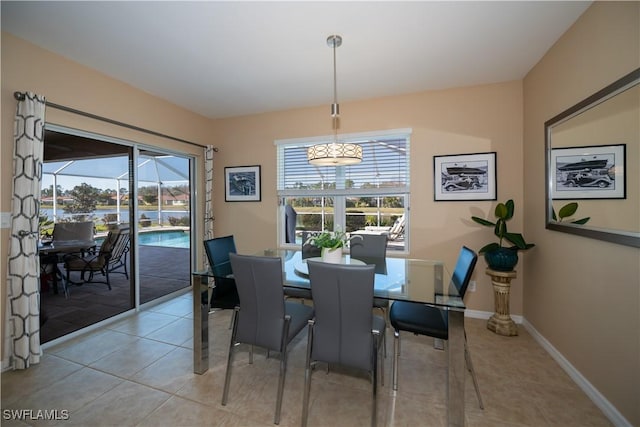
434 152 497 201
551 144 625 200
225 165 261 202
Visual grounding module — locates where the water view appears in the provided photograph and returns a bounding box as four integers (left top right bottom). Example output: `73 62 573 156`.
41 208 190 224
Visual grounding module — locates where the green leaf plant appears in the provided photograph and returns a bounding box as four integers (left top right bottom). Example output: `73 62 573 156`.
471 199 535 254
305 229 363 250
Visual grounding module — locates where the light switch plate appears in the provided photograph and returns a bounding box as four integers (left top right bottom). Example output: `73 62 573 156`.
468 280 477 292
1 212 12 229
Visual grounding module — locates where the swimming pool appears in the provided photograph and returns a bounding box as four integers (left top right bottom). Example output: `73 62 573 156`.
96 229 190 248
138 230 190 248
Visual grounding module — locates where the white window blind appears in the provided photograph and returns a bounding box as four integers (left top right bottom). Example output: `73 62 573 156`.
277 133 410 197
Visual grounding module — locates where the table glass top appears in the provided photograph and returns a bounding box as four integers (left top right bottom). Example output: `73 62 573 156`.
193 249 464 309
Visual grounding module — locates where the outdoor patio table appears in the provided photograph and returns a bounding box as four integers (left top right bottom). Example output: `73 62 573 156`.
39 239 96 296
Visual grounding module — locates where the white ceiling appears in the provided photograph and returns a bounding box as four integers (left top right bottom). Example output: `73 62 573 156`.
2 1 591 119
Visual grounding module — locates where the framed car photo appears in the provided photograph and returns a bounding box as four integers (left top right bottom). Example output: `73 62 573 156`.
434 152 497 201
551 144 625 200
225 165 261 202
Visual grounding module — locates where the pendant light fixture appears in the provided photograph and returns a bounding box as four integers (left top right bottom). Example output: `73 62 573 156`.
307 35 363 166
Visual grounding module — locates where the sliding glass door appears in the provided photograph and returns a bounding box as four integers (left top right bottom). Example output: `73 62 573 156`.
136 150 191 305
40 126 193 343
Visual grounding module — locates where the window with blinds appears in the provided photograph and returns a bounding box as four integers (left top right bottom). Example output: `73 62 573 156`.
276 129 410 252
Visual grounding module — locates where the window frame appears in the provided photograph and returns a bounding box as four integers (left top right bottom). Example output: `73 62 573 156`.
276 128 411 253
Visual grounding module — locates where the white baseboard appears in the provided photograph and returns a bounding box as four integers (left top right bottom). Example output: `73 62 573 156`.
464 310 629 426
464 309 523 325
522 319 631 427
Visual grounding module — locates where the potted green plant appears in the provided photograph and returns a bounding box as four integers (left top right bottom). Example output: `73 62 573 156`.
471 199 535 271
305 229 361 263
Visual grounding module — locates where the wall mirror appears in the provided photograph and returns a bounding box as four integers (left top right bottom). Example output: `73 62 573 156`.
545 68 639 248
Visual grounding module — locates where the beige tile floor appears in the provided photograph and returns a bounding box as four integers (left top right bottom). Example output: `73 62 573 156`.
2 292 612 427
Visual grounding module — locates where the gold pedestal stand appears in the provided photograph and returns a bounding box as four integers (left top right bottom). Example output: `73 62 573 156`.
486 268 518 336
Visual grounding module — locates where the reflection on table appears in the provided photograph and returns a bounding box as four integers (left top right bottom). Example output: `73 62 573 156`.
192 249 467 427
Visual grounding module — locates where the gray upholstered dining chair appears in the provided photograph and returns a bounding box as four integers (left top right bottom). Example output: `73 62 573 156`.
350 233 387 263
350 233 390 343
388 246 484 409
301 261 385 427
283 230 320 304
222 253 315 425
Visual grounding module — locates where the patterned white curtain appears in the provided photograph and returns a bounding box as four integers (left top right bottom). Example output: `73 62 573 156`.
203 145 215 270
5 92 46 369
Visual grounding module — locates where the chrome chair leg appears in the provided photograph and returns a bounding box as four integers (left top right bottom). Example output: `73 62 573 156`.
382 322 387 359
222 308 240 406
392 330 400 391
465 340 484 409
274 317 291 425
377 306 387 358
301 321 315 427
371 331 378 427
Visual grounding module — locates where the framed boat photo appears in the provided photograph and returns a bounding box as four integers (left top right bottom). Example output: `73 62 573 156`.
225 165 261 202
434 152 497 201
551 144 625 200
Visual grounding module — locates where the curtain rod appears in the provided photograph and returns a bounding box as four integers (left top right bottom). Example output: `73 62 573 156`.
13 91 217 151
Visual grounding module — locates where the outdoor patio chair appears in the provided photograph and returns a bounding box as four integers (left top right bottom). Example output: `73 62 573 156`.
386 215 405 241
355 214 405 242
63 226 130 290
53 221 96 254
52 221 95 242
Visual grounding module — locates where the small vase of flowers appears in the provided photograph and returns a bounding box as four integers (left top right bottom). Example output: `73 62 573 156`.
305 229 361 264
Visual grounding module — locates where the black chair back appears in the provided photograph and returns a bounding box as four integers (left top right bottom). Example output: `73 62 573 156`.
450 246 478 299
204 235 237 267
203 235 239 309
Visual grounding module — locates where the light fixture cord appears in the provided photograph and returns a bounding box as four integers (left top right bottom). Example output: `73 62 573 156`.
331 36 340 153
332 39 339 117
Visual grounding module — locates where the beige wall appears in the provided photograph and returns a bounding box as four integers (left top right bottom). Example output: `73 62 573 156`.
1 33 213 359
213 81 524 316
3 2 637 423
523 2 640 425
0 25 528 364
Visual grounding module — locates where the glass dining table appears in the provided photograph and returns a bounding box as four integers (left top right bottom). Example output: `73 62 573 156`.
192 249 467 427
